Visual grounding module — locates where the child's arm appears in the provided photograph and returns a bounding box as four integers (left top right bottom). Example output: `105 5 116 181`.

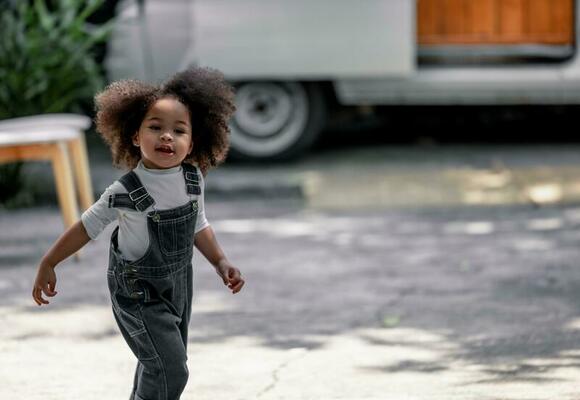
32 221 91 306
194 226 245 294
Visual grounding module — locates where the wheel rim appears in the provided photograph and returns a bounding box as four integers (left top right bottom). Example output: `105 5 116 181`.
231 82 308 157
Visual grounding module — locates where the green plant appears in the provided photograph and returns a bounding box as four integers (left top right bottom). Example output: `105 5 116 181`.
0 0 113 118
0 0 113 205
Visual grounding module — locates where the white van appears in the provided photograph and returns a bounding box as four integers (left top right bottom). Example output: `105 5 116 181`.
105 0 580 160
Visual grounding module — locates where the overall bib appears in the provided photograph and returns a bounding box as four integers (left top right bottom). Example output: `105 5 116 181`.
106 163 201 400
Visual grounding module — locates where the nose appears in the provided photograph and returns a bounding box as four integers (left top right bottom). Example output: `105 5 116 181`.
160 130 173 141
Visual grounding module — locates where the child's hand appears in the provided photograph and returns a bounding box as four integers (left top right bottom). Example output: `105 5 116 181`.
215 261 245 294
32 262 58 306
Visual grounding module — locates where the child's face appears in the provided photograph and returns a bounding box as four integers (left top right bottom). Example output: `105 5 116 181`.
132 97 193 169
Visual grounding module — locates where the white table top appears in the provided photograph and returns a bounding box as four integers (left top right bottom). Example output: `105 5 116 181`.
0 114 91 131
0 127 81 146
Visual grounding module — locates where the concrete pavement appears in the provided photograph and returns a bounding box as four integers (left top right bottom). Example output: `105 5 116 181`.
17 143 580 210
4 144 580 399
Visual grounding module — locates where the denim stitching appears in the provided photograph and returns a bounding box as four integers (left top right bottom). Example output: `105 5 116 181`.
157 216 195 257
138 305 169 400
148 201 197 220
155 209 195 225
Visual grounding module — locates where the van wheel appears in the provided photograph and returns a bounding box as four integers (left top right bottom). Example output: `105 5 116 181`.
229 82 325 161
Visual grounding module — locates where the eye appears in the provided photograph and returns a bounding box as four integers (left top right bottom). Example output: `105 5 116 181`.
149 125 161 131
175 129 186 134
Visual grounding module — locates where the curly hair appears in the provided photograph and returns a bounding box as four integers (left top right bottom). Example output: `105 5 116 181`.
94 67 236 175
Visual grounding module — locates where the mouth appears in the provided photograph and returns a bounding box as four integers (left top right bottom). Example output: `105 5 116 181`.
155 145 175 155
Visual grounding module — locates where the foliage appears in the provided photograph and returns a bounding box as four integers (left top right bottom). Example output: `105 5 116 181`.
0 0 113 118
0 0 113 205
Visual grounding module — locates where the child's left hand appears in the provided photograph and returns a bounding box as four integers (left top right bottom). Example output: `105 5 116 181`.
215 261 245 294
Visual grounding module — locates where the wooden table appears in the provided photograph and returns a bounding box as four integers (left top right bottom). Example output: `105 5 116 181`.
0 115 94 231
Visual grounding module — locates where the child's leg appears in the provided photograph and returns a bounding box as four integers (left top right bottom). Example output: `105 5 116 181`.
178 263 194 353
130 361 143 400
114 300 189 400
137 300 189 400
110 274 189 400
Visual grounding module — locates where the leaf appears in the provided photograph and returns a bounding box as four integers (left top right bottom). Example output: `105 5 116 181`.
33 0 55 31
58 0 80 30
77 0 105 23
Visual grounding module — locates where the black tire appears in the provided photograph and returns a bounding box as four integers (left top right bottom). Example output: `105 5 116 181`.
228 82 326 161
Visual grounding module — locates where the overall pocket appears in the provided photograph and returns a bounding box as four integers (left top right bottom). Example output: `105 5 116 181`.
157 210 197 257
112 302 158 361
108 271 146 336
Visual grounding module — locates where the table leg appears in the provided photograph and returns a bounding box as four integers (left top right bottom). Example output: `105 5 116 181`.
51 142 81 259
67 135 94 211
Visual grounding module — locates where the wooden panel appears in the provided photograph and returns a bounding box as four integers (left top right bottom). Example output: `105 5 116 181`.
498 0 525 37
528 0 552 34
552 0 574 43
418 0 574 45
418 0 437 38
0 143 57 161
443 0 465 35
470 0 495 40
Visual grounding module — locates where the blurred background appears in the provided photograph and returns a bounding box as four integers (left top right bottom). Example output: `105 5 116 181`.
3 1 580 399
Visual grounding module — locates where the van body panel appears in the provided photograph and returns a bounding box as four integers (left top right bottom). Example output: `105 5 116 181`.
335 56 580 105
105 0 580 105
191 0 415 80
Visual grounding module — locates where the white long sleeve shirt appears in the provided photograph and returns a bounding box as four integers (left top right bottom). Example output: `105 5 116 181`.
81 161 210 261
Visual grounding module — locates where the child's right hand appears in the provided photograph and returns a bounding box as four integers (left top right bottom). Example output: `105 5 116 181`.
32 263 58 306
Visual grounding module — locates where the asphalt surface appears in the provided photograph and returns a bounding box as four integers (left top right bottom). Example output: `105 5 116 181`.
3 144 580 399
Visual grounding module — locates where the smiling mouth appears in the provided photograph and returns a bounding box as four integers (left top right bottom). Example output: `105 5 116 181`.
156 146 174 154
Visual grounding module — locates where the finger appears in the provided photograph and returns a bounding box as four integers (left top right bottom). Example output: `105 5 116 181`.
228 277 240 287
232 280 245 294
39 292 49 304
46 282 57 296
43 283 55 297
32 288 40 306
33 287 41 305
34 287 49 305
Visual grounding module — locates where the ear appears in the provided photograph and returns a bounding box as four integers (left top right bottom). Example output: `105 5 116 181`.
132 132 140 147
187 140 193 154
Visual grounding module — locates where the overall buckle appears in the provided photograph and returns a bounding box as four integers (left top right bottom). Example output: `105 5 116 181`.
128 187 147 201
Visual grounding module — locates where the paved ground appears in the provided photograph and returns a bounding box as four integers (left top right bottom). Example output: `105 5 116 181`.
16 138 580 209
3 144 580 399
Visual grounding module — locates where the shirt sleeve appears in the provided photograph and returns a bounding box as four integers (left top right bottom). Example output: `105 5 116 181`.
194 168 210 234
81 182 122 240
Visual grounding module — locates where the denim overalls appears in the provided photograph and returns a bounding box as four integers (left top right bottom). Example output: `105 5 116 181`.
106 163 201 400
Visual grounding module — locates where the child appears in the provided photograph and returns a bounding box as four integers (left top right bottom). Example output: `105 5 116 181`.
31 66 245 400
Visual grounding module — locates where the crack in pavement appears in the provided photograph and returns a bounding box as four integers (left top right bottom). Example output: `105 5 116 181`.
255 347 309 399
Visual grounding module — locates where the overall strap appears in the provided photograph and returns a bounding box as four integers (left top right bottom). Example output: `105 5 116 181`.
182 163 201 195
108 171 156 211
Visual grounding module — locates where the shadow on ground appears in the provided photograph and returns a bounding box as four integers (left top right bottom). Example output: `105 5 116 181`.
3 200 580 388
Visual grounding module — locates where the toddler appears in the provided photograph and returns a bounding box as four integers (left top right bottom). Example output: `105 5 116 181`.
32 66 245 400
